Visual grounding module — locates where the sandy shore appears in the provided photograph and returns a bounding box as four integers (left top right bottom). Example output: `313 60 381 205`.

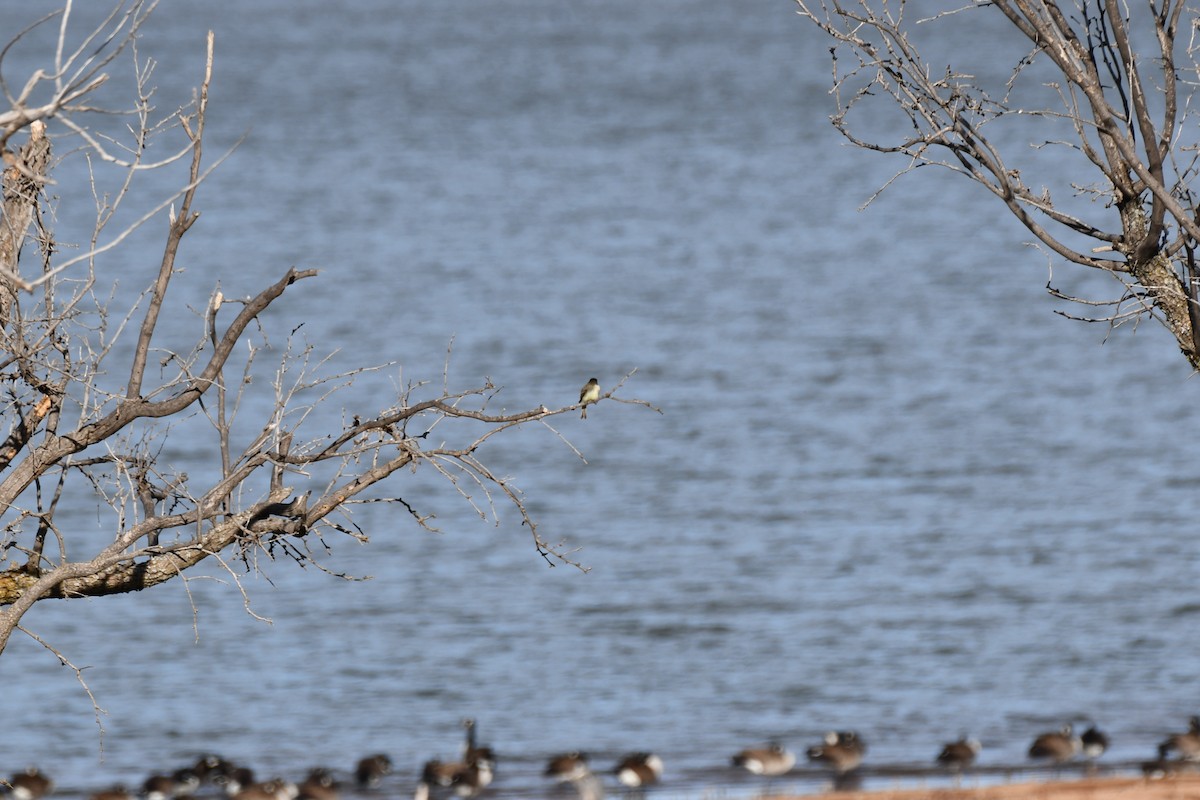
770 774 1200 800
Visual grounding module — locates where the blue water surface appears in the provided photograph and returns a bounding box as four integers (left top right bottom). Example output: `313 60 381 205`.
1 2 1197 798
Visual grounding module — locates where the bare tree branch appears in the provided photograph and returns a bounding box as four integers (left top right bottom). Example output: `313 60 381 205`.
0 4 656 659
796 0 1200 367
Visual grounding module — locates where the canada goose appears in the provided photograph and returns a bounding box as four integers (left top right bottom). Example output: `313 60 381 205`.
417 717 497 800
174 769 201 797
449 763 491 799
7 768 53 800
731 743 795 777
544 752 591 783
460 718 495 788
223 767 262 800
461 718 481 757
1158 716 1200 761
421 760 481 793
213 765 257 798
140 775 173 800
1028 724 1081 763
141 770 200 800
191 756 234 786
935 737 981 770
355 755 392 789
1137 743 1195 777
6 769 51 800
1142 744 1183 780
612 753 663 788
417 751 493 798
297 769 338 800
1080 726 1109 759
240 781 298 800
806 731 866 774
419 760 456 791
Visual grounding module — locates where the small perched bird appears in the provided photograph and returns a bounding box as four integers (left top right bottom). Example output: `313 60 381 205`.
806 731 866 774
935 737 981 770
1028 724 1082 763
354 754 393 789
731 743 795 777
1159 715 1200 761
579 378 600 419
612 752 663 788
7 768 53 800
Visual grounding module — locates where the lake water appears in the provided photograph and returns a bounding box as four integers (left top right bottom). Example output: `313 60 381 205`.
2 2 1199 799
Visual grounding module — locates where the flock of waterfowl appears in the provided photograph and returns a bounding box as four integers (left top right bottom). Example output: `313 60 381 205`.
5 717 1200 800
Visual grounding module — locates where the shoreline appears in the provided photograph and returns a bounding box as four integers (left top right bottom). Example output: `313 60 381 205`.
770 773 1200 800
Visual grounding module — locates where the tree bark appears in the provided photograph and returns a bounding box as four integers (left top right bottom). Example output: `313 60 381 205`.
0 120 50 328
1118 201 1197 366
